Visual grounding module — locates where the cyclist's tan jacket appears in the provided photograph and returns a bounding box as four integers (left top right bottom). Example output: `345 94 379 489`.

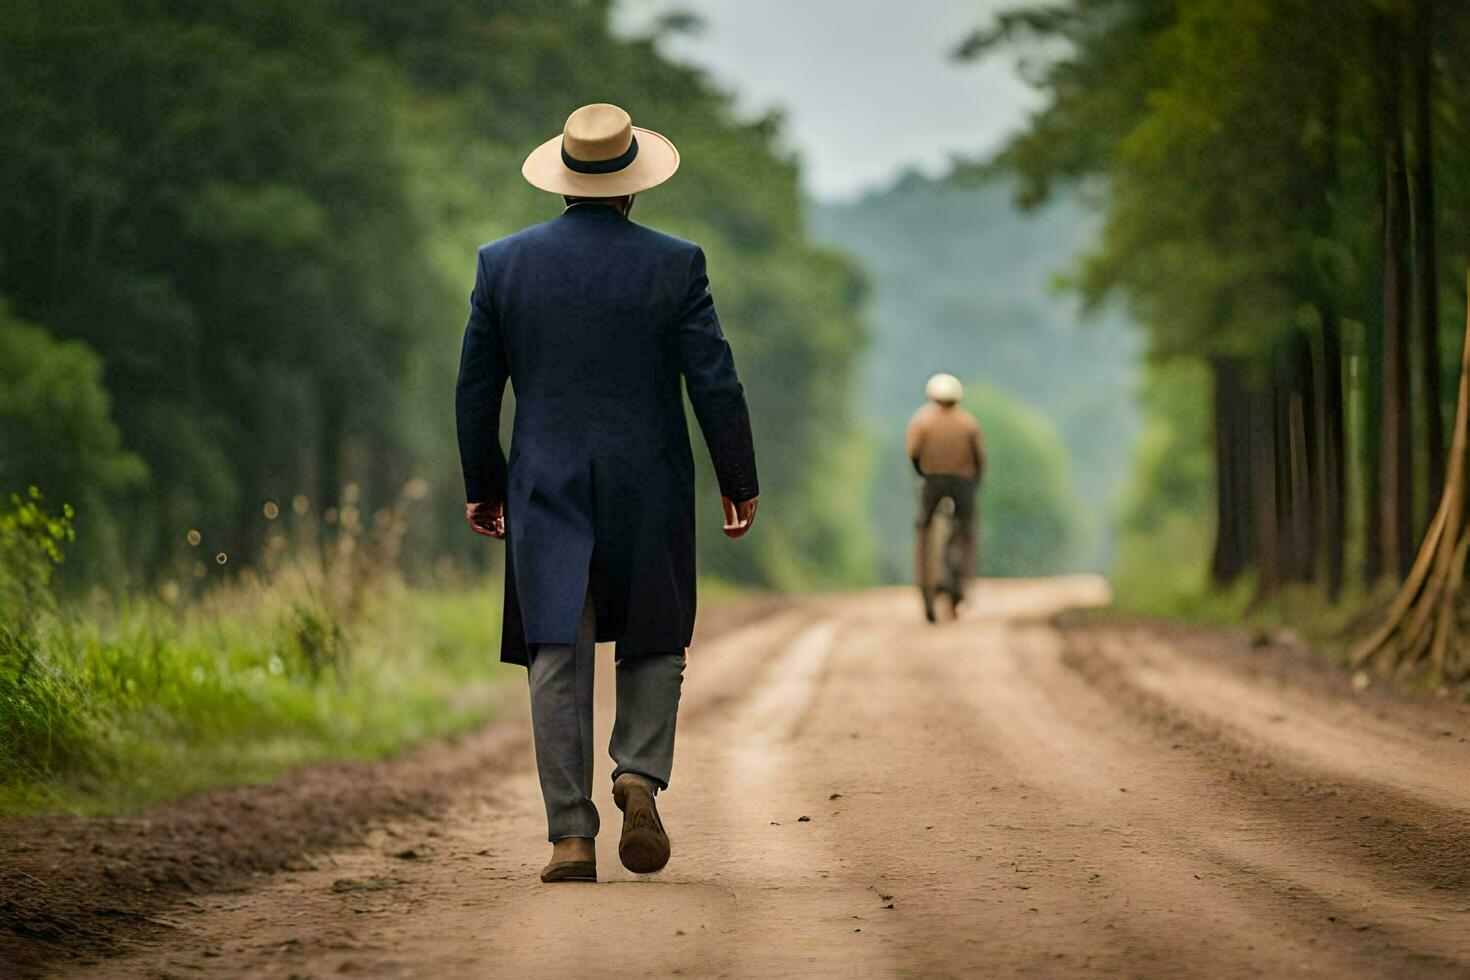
905 403 986 479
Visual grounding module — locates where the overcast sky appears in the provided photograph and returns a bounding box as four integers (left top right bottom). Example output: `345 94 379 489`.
614 0 1042 201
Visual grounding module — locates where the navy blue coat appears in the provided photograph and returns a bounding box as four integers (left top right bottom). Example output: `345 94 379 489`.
456 203 758 666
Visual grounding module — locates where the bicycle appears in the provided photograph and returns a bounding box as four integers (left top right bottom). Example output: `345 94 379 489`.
921 495 966 622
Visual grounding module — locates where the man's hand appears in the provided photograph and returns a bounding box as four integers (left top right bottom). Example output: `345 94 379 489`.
466 500 506 539
722 496 758 539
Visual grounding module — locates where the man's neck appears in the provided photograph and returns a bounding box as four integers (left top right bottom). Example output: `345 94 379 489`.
563 197 631 216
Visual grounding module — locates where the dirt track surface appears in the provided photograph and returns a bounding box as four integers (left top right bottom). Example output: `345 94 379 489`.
10 578 1470 978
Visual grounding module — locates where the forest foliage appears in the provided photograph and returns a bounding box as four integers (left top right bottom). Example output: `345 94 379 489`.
971 0 1470 681
962 382 1085 576
0 0 872 592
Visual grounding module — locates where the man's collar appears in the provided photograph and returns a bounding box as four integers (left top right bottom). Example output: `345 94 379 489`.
562 201 628 218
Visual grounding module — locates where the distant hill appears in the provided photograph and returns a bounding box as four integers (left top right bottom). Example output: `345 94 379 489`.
808 173 1141 581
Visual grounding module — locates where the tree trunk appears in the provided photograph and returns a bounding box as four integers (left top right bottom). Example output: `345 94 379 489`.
1312 57 1347 599
1252 383 1281 601
1411 0 1443 514
1364 305 1386 584
1380 16 1416 582
1286 333 1318 581
1354 269 1470 684
1211 357 1253 584
1319 309 1348 598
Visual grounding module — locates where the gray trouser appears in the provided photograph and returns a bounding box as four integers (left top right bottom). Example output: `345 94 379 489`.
527 592 686 841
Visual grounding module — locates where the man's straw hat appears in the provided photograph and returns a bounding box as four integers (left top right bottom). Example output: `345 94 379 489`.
522 103 680 197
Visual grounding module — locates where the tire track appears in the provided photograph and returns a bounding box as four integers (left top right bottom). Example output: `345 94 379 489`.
1062 628 1470 894
1045 626 1470 970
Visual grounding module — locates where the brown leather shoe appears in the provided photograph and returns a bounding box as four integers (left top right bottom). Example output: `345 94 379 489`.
539 859 597 883
613 774 670 874
540 837 596 882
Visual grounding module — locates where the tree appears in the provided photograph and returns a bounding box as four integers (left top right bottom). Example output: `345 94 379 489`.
963 382 1085 576
1354 271 1470 679
1410 0 1444 511
0 305 145 579
1377 7 1416 581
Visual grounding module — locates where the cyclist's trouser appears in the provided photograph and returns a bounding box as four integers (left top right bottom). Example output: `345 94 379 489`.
917 474 978 539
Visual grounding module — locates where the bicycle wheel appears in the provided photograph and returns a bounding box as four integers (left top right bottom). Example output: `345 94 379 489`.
924 497 957 619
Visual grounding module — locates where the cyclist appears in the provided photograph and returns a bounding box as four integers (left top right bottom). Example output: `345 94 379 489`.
905 373 985 621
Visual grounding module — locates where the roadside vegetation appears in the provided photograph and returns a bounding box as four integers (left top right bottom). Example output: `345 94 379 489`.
0 486 513 815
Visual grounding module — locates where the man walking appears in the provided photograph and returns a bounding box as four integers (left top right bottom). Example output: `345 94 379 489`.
456 103 759 883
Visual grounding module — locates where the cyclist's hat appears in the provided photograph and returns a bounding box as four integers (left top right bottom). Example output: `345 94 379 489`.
925 373 964 404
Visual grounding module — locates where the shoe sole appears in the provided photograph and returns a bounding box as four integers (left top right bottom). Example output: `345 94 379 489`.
614 780 670 874
540 860 597 883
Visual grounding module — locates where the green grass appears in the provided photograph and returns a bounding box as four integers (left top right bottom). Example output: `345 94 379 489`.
1106 516 1398 672
0 477 777 819
1104 573 1375 651
0 578 516 815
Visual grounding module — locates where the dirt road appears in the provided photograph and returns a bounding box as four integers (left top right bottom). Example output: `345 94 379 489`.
20 578 1470 977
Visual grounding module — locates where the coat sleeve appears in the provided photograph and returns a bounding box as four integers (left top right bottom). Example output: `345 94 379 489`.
455 251 509 503
676 246 759 503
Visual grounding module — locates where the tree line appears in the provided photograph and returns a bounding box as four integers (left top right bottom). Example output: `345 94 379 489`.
0 0 872 591
969 0 1470 677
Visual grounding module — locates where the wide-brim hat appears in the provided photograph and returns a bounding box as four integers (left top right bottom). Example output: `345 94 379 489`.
523 103 680 197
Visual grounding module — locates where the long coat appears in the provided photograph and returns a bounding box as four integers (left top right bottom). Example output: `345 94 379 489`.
455 203 759 666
